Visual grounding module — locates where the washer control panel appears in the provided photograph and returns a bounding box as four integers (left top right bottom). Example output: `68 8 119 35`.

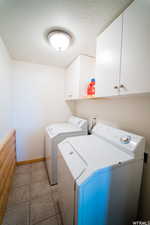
92 123 145 157
120 136 131 144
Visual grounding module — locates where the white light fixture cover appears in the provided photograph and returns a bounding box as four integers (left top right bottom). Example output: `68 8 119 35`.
48 30 71 52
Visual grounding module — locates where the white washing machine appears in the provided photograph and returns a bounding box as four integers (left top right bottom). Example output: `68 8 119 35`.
57 123 145 225
45 116 88 185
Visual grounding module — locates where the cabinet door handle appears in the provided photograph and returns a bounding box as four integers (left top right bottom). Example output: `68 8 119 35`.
114 86 118 89
120 84 125 88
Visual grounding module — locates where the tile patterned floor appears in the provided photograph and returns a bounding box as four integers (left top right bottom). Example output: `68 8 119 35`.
2 162 61 225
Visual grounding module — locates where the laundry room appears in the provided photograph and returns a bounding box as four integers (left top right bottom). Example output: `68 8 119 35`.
0 0 150 225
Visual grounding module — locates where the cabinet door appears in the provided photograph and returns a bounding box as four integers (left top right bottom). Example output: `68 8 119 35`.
64 58 80 100
64 66 73 100
65 69 73 100
120 0 150 95
71 58 80 99
95 15 123 97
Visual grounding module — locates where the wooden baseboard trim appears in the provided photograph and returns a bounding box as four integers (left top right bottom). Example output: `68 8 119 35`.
16 157 45 166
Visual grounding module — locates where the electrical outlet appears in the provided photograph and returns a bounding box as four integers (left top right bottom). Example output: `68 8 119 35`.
144 152 149 163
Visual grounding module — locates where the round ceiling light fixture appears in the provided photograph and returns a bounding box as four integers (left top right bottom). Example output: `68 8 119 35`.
48 30 72 52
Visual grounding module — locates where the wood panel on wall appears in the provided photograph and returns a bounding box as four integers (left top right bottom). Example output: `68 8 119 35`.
0 130 16 224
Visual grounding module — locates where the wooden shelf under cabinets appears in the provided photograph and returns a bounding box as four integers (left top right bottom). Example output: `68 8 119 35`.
65 95 110 101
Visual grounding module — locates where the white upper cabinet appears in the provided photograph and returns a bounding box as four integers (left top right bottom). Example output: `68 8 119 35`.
120 0 150 95
65 0 150 100
64 55 95 100
96 0 150 98
96 15 123 97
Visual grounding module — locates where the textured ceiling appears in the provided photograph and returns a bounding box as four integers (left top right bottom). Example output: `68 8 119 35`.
0 0 133 67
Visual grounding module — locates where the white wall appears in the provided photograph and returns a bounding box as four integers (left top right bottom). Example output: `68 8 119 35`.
74 95 150 219
0 37 12 140
12 61 72 162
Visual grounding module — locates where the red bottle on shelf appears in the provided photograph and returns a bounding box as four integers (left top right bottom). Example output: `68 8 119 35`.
87 78 95 96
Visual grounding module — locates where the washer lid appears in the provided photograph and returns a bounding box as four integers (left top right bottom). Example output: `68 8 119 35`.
59 142 87 180
59 135 133 173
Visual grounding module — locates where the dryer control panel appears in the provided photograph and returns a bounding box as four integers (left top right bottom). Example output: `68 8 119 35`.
68 116 88 133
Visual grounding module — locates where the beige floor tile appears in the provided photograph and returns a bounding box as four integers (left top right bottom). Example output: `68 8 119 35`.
50 185 58 193
3 162 62 225
51 189 59 204
12 173 31 188
15 164 31 175
35 216 59 225
31 162 46 171
51 190 59 214
7 185 30 207
2 202 29 225
31 168 48 183
30 195 57 224
56 214 62 225
31 181 51 199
